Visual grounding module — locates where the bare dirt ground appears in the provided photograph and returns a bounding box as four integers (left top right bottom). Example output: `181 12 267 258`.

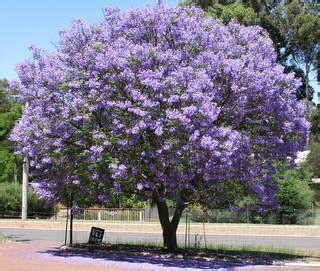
1 241 320 271
0 242 128 271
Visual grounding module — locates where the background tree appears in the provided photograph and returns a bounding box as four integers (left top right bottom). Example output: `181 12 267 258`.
11 5 308 251
281 0 319 112
0 183 56 218
205 3 259 25
0 79 21 183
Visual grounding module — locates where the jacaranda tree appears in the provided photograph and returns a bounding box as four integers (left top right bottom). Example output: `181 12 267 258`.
11 5 309 250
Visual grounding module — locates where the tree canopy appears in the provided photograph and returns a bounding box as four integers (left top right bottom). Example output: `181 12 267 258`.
11 5 308 250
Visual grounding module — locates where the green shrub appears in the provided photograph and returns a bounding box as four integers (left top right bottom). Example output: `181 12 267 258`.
0 183 56 218
0 149 15 183
275 163 315 224
103 193 147 208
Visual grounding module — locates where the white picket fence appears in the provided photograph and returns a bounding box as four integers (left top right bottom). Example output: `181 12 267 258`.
56 207 159 222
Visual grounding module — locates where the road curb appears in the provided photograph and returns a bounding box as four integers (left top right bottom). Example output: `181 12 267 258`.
284 262 320 267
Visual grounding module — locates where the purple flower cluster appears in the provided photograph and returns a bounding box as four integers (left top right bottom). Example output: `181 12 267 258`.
10 5 309 210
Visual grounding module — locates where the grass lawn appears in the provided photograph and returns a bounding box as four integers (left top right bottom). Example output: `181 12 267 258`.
69 242 320 266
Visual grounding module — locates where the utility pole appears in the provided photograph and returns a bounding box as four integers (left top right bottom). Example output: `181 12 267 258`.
21 157 29 221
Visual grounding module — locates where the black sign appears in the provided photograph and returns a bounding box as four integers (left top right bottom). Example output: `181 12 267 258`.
88 227 105 244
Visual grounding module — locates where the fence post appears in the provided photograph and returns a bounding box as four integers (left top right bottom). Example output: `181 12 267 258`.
98 211 101 221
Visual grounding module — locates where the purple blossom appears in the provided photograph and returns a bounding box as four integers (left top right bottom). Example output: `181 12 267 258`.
155 126 163 136
200 135 218 150
137 183 144 190
98 194 111 203
89 145 104 155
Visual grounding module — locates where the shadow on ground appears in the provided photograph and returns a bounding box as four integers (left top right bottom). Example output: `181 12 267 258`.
40 244 311 270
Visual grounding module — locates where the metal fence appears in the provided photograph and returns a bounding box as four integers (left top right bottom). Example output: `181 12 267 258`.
58 208 146 222
53 207 319 225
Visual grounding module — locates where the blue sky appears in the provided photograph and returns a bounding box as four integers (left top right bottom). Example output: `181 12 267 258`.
0 0 179 80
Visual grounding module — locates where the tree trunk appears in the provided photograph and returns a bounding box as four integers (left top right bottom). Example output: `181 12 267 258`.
154 193 185 252
305 62 311 145
162 223 178 251
305 63 311 119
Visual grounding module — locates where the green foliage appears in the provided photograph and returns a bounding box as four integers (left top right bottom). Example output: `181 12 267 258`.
0 104 21 183
0 79 11 113
64 190 147 209
271 0 319 102
236 195 258 209
0 78 22 184
0 104 21 141
105 193 147 208
283 1 320 81
206 3 259 26
307 142 320 178
0 183 56 217
275 163 314 224
0 149 15 183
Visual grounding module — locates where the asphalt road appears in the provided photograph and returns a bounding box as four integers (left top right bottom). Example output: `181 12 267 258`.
1 228 320 250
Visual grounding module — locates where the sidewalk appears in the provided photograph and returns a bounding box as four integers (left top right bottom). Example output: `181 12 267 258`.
0 242 128 271
1 219 320 237
1 242 320 271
